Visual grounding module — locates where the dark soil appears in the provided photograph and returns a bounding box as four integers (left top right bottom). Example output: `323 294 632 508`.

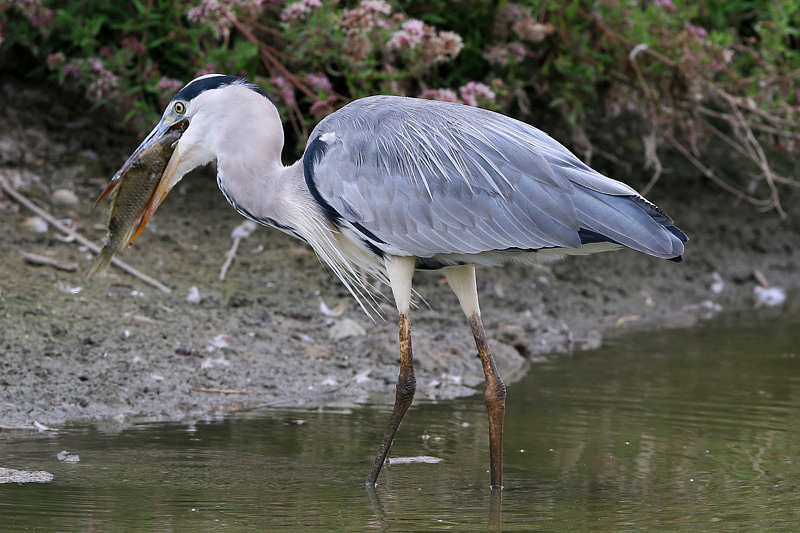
1 77 798 429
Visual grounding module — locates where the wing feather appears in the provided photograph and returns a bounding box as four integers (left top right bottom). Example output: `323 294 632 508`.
304 96 684 260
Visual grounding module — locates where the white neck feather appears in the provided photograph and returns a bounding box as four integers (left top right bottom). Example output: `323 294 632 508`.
205 91 387 314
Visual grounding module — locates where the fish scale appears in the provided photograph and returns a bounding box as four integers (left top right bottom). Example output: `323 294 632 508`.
88 130 181 278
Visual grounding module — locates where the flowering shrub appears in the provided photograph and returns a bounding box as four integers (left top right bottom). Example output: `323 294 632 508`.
1 0 798 211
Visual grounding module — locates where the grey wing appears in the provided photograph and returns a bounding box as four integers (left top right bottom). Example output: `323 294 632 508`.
304 96 685 260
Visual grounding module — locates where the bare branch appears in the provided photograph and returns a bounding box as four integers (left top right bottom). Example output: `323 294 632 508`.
663 133 773 209
0 177 172 293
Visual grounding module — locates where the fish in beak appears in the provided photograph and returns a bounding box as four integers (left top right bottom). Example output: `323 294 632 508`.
96 115 189 234
128 119 189 244
96 118 186 205
89 117 187 277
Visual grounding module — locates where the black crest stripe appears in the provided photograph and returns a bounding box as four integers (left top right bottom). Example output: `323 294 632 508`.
175 75 274 106
303 136 386 257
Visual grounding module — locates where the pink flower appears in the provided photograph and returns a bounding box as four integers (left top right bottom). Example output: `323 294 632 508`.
360 0 391 15
187 0 252 39
64 57 120 102
387 19 426 50
120 36 147 55
420 30 463 66
187 0 219 24
420 88 461 104
400 19 425 37
338 0 392 33
281 1 309 21
30 7 55 29
686 23 707 39
46 52 65 70
157 77 184 93
310 98 333 119
270 76 296 106
63 60 82 78
459 81 496 107
512 19 553 43
653 0 675 11
437 31 463 58
305 72 332 92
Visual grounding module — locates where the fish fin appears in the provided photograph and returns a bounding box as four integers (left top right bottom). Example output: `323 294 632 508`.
87 248 114 279
94 176 123 207
130 217 147 244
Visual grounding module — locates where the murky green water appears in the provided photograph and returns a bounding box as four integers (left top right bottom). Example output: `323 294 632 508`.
2 312 800 530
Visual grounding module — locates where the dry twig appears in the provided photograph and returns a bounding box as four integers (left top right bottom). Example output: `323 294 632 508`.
21 252 78 272
189 387 252 395
219 220 258 280
580 8 799 214
0 177 172 294
232 18 315 140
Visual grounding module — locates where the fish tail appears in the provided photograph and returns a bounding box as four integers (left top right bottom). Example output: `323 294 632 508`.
87 248 114 279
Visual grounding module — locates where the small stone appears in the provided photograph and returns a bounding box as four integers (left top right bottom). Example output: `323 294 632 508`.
496 324 531 357
329 318 366 340
57 450 80 463
303 343 330 359
21 216 48 233
754 286 786 307
710 271 725 294
186 286 201 304
51 189 79 206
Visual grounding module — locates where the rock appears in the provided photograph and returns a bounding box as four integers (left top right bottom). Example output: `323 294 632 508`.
754 286 786 307
186 286 201 304
496 324 532 357
51 189 79 206
710 271 725 294
0 467 54 483
304 343 331 359
57 450 80 463
0 138 23 164
21 216 48 233
329 318 366 340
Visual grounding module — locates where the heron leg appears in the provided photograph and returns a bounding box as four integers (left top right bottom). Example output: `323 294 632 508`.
470 312 506 489
366 256 416 487
444 265 506 490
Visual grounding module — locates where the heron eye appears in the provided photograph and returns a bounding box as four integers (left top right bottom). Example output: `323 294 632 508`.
173 102 186 114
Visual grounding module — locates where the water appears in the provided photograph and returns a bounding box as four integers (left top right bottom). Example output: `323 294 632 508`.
2 312 800 530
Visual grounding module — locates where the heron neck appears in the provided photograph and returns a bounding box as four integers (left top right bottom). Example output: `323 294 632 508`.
215 156 318 238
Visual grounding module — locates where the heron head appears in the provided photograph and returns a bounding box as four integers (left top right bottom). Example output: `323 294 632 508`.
101 74 278 242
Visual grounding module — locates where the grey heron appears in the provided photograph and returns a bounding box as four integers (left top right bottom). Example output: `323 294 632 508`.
120 74 686 489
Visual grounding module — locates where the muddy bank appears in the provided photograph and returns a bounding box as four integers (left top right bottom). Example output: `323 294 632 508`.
1 79 798 429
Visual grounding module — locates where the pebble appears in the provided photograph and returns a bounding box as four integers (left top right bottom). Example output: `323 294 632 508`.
710 271 725 294
329 318 366 340
51 189 79 206
57 450 80 463
21 216 48 233
230 220 258 239
186 286 201 304
754 286 786 307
